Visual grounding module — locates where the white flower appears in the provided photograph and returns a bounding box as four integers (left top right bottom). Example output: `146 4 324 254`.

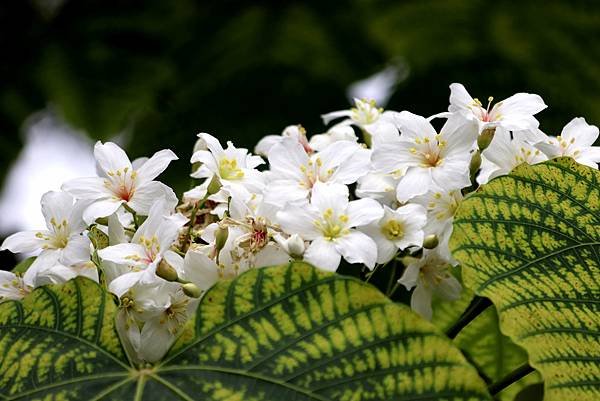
449 83 547 133
398 250 462 320
478 128 548 185
191 133 265 194
138 286 198 362
114 280 171 363
0 271 30 301
255 125 313 156
372 112 476 201
1 191 92 287
276 182 383 271
536 117 600 168
322 98 385 134
100 200 188 295
274 233 306 258
63 141 178 223
413 187 463 236
355 171 401 207
265 139 370 206
360 204 427 264
309 125 358 152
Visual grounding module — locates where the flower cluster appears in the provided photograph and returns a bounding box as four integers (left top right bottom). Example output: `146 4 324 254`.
2 83 599 363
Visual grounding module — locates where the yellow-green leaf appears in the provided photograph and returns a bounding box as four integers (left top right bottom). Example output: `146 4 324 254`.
450 157 600 401
0 262 492 400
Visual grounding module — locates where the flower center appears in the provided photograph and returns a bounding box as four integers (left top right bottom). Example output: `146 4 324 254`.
218 158 245 180
410 137 445 168
106 167 137 202
314 208 349 241
351 99 382 125
381 219 404 241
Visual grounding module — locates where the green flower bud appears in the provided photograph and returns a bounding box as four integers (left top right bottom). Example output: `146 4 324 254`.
95 217 109 226
215 226 229 251
207 175 222 196
182 282 202 298
477 128 495 151
156 259 178 282
422 234 439 249
470 150 482 177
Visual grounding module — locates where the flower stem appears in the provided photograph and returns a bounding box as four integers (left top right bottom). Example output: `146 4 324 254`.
445 296 492 339
488 363 535 395
385 261 397 295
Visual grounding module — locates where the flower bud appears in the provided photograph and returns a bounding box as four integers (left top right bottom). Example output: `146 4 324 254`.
156 259 178 282
287 234 305 258
182 282 202 298
477 128 495 151
214 225 229 251
95 217 109 226
206 175 222 196
470 150 482 177
422 234 439 249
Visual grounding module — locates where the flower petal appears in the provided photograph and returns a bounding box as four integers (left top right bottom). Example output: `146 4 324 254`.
304 237 341 271
83 199 123 225
94 141 132 175
135 149 178 183
1 230 45 253
333 231 378 269
346 198 383 227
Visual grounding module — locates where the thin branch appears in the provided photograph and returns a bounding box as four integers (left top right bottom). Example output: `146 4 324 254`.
488 363 535 395
445 296 492 339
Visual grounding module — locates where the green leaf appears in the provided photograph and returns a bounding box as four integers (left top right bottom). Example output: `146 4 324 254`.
11 257 35 274
450 157 600 401
432 289 541 401
0 262 492 400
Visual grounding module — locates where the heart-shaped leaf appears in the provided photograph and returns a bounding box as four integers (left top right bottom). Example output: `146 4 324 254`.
0 262 491 400
450 157 600 401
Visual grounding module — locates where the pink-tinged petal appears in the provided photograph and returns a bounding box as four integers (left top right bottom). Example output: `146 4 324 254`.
346 198 383 227
40 191 75 230
62 177 107 199
396 168 431 202
94 141 132 175
310 182 349 214
304 238 341 271
276 207 320 240
334 231 378 269
128 181 177 216
98 243 149 267
83 199 123 225
135 149 178 183
1 230 45 253
448 83 475 114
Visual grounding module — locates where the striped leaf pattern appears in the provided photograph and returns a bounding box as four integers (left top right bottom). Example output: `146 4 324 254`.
0 277 133 400
0 262 492 400
450 157 600 401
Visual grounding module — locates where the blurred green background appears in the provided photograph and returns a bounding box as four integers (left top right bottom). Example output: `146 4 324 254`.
1 0 600 265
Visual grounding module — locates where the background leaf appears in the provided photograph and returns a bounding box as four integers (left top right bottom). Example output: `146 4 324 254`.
450 157 600 401
0 263 492 400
